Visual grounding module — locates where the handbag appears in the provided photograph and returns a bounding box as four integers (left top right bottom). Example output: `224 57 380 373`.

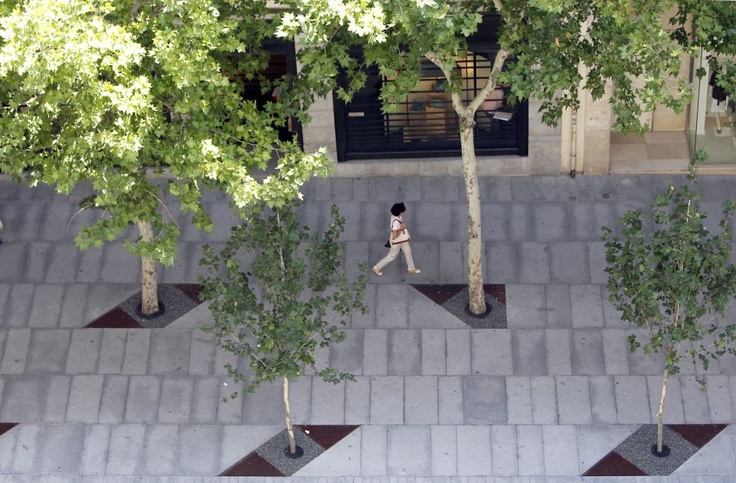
391 228 410 245
384 239 391 248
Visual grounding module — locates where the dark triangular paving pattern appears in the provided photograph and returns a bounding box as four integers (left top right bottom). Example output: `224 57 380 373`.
219 425 360 477
411 283 507 329
0 423 18 437
85 307 143 329
582 424 730 476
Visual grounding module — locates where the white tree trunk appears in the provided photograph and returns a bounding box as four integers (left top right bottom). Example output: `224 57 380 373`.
137 220 159 315
283 376 296 454
460 119 486 314
657 366 669 453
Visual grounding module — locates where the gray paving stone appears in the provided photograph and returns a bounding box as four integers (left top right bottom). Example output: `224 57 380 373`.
345 376 370 424
491 425 518 476
421 330 446 375
66 375 104 423
240 379 282 424
487 242 519 283
387 426 430 476
124 376 160 423
545 329 572 375
38 203 76 241
106 424 145 475
509 202 531 240
98 330 126 374
100 243 139 283
506 285 546 328
44 375 72 422
569 203 594 239
28 284 64 327
576 425 637 476
0 328 31 374
404 376 438 424
517 425 545 476
506 376 532 424
38 424 85 474
98 376 129 424
11 424 42 474
556 376 592 424
408 287 466 329
570 285 604 328
0 285 9 328
310 379 345 424
482 202 509 241
363 329 388 375
360 425 387 476
416 202 459 242
531 377 561 425
295 423 362 476
178 425 222 476
157 378 195 424
549 242 590 283
438 376 464 425
518 242 551 283
369 376 403 424
471 330 512 375
456 425 492 476
66 329 103 374
614 376 652 423
5 284 33 328
429 425 457 476
218 425 278 473
213 344 238 376
676 424 736 476
83 284 138 323
350 284 376 329
705 375 733 423
0 376 47 421
601 329 630 375
439 241 465 282
446 329 471 375
646 375 685 424
27 329 71 373
147 330 189 374
328 330 364 377
588 242 608 284
542 425 579 476
388 329 421 376
186 330 215 376
122 330 151 375
191 377 220 424
463 376 506 424
511 329 547 375
58 284 89 328
589 376 619 424
0 244 28 283
24 242 51 283
570 330 605 375
627 340 665 375
139 425 179 476
76 246 103 284
545 285 572 327
680 375 711 423
531 203 569 241
375 285 408 328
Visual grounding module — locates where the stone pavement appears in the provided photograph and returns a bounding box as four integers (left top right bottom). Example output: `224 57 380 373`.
0 173 735 482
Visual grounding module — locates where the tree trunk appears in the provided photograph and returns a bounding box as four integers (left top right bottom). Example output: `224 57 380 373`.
283 376 296 454
137 220 159 315
656 366 669 453
459 117 486 314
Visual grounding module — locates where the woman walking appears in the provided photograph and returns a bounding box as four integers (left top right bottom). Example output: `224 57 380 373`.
372 202 421 275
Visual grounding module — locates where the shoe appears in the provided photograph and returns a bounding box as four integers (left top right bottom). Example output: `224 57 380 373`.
408 268 421 274
372 266 383 276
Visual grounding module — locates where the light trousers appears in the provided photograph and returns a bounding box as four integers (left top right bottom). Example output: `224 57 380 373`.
375 242 416 271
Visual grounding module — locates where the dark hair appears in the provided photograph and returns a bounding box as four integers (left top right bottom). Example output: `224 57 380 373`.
390 202 406 216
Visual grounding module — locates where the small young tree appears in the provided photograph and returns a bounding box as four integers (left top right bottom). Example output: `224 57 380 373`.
602 155 736 455
200 201 367 455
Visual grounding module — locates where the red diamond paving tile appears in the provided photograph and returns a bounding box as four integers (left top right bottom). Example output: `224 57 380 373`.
174 283 205 304
220 453 284 477
484 283 506 305
295 425 360 449
0 424 18 437
667 424 728 449
412 284 465 305
85 307 143 329
583 451 648 476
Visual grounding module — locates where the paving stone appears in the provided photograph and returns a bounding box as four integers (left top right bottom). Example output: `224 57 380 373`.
310 379 345 424
213 344 238 376
549 242 590 284
404 376 438 424
66 329 103 374
121 330 151 375
97 330 126 374
482 202 509 241
645 375 685 424
518 242 551 283
627 339 665 376
0 244 28 283
506 284 546 328
705 375 733 423
0 329 31 374
27 329 71 373
350 284 376 328
506 376 532 424
44 375 72 422
436 376 463 425
23 242 51 283
124 376 160 423
106 424 145 475
570 285 604 328
11 424 42 474
463 376 506 424
588 242 608 284
680 375 711 423
531 376 558 424
511 329 547 375
570 330 605 375
569 203 594 239
241 379 282 424
329 329 364 376
556 376 593 424
388 329 421 375
0 376 47 421
369 376 403 424
363 329 388 375
675 424 736 476
139 425 179 476
38 424 85 474
466 326 503 372
456 425 492 476
546 329 572 375
0 285 9 327
66 375 104 423
486 242 519 283
421 329 446 375
491 425 518 476
28 284 64 327
387 426 431 476
416 202 459 242
157 377 195 424
589 376 619 424
38 203 77 241
4 284 33 328
218 425 279 473
509 202 531 240
614 376 652 424
360 425 387 476
75 246 103 284
542 425 579 476
375 285 408 328
295 424 362 476
429 425 457 476
576 425 637 476
446 329 471 375
191 377 220 424
147 330 189 374
177 425 222 476
98 376 129 424
58 284 89 328
541 285 571 328
517 424 545 476
100 243 139 283
531 203 569 241
601 329 630 375
344 376 371 425
83 284 138 324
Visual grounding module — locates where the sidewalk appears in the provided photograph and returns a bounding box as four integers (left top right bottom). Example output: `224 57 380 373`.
0 174 734 481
